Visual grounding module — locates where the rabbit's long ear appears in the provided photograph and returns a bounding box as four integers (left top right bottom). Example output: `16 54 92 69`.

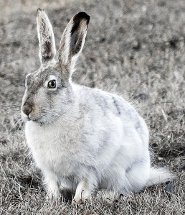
36 9 56 65
58 12 90 69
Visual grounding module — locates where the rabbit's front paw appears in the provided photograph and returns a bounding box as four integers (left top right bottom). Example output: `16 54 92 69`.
47 187 60 201
44 174 60 201
73 192 90 204
73 180 92 203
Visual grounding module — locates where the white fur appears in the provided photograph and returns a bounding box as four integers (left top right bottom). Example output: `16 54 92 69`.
23 10 174 203
25 84 173 202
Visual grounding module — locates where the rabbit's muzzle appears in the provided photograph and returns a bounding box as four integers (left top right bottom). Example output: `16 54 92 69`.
22 102 33 120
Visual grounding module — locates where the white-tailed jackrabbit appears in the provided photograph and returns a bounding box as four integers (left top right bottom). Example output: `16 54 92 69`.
21 9 174 203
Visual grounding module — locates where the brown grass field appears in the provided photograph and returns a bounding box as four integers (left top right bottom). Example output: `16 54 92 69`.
0 0 185 214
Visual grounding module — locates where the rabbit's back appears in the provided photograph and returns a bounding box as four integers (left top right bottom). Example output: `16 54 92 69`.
76 84 149 146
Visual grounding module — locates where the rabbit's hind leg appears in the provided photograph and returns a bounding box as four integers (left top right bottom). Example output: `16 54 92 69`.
125 159 150 193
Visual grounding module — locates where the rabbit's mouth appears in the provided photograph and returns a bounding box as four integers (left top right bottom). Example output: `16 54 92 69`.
21 111 30 122
21 111 41 123
22 112 56 125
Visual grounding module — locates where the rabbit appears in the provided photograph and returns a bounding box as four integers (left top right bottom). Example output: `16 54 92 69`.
21 9 174 203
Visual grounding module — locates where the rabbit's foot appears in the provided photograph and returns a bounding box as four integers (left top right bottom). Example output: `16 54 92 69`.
44 173 60 200
46 184 60 201
73 180 92 203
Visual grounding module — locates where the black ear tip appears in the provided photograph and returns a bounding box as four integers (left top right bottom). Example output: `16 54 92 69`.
37 8 44 13
74 12 90 24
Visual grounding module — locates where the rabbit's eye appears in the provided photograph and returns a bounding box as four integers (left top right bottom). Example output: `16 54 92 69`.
48 80 56 89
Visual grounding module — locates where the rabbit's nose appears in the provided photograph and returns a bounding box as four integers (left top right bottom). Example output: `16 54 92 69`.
22 104 32 116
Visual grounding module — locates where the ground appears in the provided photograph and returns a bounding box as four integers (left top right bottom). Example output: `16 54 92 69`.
0 0 185 214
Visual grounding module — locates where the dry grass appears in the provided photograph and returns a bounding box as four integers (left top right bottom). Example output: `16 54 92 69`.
0 0 185 214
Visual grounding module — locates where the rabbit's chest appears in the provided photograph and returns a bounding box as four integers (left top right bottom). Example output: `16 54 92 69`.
25 120 84 176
